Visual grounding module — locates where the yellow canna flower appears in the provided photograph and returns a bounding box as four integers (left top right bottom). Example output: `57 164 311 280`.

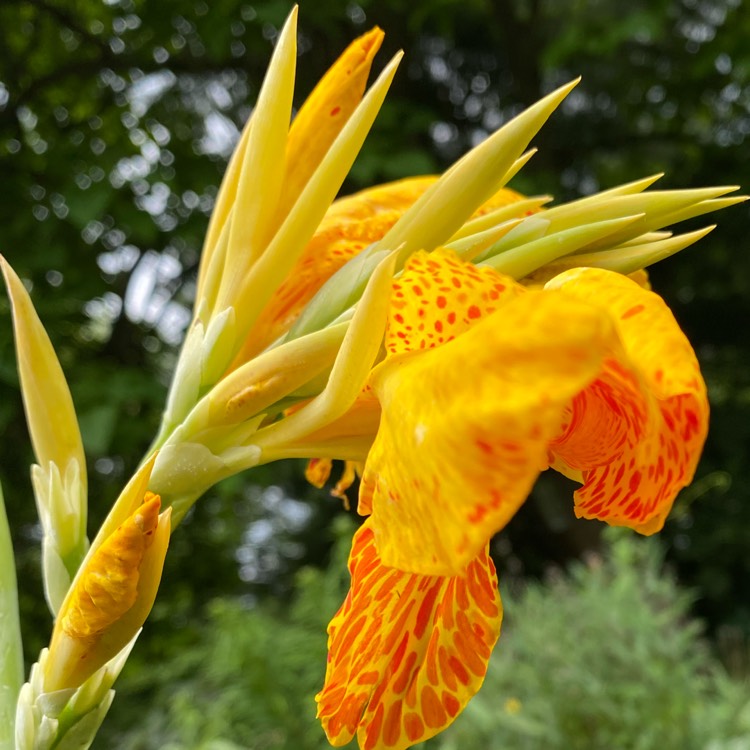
315 250 710 748
44 458 171 693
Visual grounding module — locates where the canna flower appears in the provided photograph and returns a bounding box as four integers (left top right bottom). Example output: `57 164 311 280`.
315 250 710 749
123 16 737 749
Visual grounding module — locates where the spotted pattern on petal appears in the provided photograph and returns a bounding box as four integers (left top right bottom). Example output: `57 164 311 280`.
360 289 615 574
547 267 709 533
316 519 502 750
386 249 524 356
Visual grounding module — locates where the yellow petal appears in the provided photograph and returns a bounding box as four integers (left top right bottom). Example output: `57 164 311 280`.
45 493 171 691
547 267 709 533
361 256 615 575
316 519 502 750
0 257 86 487
384 249 525 357
279 27 384 222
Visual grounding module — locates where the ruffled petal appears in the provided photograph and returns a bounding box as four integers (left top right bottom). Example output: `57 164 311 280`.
361 279 615 575
316 519 502 750
547 267 709 533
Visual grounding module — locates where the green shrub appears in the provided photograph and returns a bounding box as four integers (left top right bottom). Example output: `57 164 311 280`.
435 528 750 750
99 522 750 750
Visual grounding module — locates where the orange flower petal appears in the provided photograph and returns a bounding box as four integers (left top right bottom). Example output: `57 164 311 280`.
361 261 615 575
316 519 502 750
548 267 709 533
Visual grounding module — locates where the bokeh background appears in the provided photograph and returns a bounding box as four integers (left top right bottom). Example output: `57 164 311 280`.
1 0 749 747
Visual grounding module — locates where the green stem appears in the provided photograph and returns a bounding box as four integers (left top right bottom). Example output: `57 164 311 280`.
0 482 23 750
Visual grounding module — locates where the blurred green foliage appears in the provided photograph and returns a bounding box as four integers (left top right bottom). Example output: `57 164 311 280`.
98 522 750 749
0 0 749 739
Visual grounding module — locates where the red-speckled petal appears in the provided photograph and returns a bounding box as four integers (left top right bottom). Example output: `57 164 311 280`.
548 267 709 533
316 519 502 750
360 287 615 575
385 249 525 356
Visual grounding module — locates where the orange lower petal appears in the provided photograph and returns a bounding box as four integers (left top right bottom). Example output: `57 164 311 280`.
548 267 709 533
316 519 502 750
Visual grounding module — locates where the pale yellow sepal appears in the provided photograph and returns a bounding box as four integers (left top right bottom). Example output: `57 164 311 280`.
30 459 88 615
15 637 137 750
251 251 398 459
376 78 580 264
229 51 403 355
213 7 299 315
557 225 716 276
534 186 737 241
445 218 524 261
205 322 349 427
286 248 390 340
482 214 645 278
0 257 87 496
450 195 551 241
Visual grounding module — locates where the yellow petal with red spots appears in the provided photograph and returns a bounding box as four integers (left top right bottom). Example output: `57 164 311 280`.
362 286 615 575
316 519 502 750
385 249 526 356
547 267 709 533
